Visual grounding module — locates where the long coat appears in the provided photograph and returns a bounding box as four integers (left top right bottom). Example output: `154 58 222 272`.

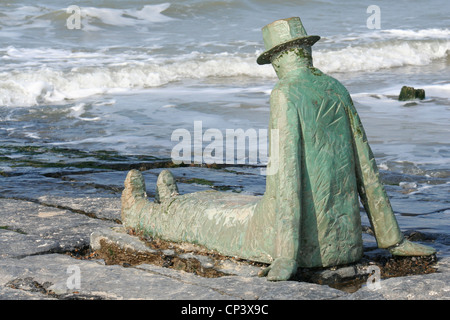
255 65 403 267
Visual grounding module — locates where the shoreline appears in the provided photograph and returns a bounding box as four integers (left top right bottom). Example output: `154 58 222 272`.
1 162 449 300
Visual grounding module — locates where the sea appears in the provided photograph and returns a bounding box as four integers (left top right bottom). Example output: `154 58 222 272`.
0 1 449 255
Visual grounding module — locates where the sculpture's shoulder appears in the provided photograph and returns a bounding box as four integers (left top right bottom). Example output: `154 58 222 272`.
276 68 354 105
319 71 352 101
270 70 306 102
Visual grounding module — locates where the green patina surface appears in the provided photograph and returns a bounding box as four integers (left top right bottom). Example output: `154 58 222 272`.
120 17 435 281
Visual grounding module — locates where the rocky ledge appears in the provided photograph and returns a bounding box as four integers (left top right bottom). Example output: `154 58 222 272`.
0 163 449 300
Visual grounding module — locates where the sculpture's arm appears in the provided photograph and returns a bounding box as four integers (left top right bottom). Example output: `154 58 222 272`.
343 97 403 249
344 97 436 256
258 87 302 280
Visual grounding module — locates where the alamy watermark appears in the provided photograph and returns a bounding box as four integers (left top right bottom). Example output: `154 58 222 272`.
366 5 381 29
66 265 81 290
171 121 279 175
366 265 382 290
66 5 81 30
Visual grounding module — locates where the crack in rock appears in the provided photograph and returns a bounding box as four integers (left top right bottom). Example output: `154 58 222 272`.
5 277 104 300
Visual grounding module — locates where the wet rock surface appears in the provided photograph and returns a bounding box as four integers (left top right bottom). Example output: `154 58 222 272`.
398 85 425 101
0 155 449 300
90 226 441 295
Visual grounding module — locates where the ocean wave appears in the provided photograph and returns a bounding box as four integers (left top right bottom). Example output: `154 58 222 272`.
1 37 449 107
81 3 173 28
324 28 450 44
0 53 273 107
315 39 450 73
0 3 173 30
380 28 450 40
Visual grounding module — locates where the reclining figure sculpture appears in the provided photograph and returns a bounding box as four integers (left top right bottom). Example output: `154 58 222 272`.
121 17 435 281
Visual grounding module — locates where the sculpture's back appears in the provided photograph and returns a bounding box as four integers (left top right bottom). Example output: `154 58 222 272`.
273 67 364 267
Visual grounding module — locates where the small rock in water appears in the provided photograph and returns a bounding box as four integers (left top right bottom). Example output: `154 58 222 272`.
398 86 425 101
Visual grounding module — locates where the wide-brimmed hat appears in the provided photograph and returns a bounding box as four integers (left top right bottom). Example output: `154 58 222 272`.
257 17 320 65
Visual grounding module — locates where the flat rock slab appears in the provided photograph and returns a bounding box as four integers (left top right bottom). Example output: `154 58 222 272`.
342 271 450 300
0 198 117 258
0 285 56 300
136 263 347 300
0 228 58 258
36 195 122 222
0 254 347 300
2 252 449 300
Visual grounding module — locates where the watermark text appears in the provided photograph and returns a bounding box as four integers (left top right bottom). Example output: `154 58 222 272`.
171 121 279 175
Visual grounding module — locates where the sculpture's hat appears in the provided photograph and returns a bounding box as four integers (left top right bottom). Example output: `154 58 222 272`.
257 17 320 65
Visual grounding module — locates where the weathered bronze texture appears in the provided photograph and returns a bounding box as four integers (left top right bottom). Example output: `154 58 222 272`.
121 17 435 281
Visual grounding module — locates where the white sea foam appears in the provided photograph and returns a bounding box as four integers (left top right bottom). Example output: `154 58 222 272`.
421 83 450 99
81 3 173 28
0 53 274 106
1 5 45 26
1 36 449 107
326 28 450 43
314 39 450 73
0 3 173 29
69 103 101 121
382 28 450 39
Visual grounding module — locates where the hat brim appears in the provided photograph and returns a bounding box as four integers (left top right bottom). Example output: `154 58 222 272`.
257 35 320 65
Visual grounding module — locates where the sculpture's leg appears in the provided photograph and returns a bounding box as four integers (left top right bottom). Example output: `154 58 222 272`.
344 99 435 256
155 169 179 203
121 169 274 262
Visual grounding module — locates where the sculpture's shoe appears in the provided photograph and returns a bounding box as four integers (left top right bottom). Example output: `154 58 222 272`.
258 257 298 281
155 169 179 203
121 169 148 223
389 239 436 256
122 169 146 206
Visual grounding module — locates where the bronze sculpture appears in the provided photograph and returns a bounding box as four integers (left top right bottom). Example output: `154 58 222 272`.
121 17 435 281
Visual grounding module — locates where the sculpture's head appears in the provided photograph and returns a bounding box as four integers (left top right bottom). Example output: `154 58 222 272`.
257 17 320 66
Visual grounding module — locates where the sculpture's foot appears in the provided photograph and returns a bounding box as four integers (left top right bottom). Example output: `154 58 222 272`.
155 169 179 203
388 238 436 257
258 257 298 281
121 169 148 222
122 169 147 207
